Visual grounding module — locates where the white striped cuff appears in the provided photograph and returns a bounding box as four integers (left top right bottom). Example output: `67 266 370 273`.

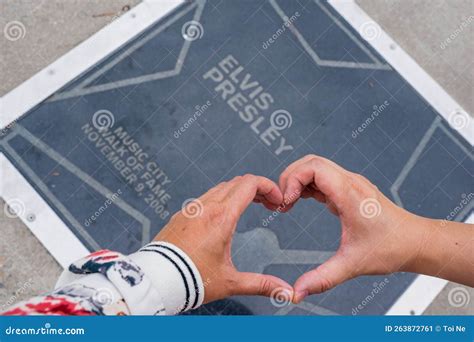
129 241 205 315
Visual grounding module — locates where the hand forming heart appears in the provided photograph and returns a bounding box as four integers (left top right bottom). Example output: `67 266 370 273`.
154 155 430 305
277 155 420 303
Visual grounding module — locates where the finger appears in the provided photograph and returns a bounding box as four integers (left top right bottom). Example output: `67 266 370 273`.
312 189 327 203
293 254 351 303
284 158 346 207
279 154 316 195
255 193 280 211
226 175 283 218
278 202 295 213
227 175 283 205
254 193 274 206
233 272 293 299
262 202 280 211
279 190 326 214
326 199 339 215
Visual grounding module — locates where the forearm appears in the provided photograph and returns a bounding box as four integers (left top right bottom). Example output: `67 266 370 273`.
403 216 473 286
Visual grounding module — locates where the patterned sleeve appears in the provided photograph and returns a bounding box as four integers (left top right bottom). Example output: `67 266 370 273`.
1 242 205 316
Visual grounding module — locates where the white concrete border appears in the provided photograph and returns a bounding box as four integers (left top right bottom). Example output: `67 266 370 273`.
328 0 473 315
328 0 473 145
0 1 184 264
385 213 473 315
0 152 89 268
0 0 184 128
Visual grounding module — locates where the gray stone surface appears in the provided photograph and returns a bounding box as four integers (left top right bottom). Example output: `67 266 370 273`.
0 0 139 312
0 0 472 314
0 0 140 96
357 0 473 116
424 282 474 315
0 199 62 312
357 0 473 315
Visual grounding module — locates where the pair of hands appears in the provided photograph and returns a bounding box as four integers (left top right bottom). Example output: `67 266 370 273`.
155 155 428 304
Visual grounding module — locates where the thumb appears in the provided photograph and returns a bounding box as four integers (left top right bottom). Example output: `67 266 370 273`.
293 254 351 303
233 272 293 300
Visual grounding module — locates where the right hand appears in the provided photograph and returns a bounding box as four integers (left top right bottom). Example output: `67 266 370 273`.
279 155 425 303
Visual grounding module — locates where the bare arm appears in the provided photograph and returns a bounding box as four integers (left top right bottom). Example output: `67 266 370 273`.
278 154 473 302
404 217 473 287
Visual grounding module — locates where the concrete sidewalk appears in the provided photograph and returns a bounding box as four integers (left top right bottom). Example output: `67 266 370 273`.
358 0 473 117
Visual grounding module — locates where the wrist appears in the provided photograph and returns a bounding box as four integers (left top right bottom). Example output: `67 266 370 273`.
400 214 439 274
129 241 205 315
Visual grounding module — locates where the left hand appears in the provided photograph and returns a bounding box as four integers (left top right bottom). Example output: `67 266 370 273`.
154 174 293 304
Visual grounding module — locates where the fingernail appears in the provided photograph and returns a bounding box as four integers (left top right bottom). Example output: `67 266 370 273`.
293 290 308 304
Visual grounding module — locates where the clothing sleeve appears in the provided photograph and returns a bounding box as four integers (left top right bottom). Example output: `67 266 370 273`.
1 242 205 316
